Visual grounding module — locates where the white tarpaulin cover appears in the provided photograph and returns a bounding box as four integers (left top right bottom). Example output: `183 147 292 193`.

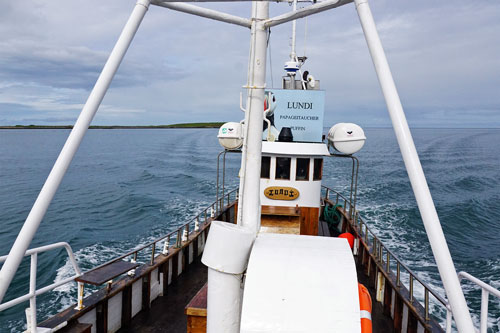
240 233 361 332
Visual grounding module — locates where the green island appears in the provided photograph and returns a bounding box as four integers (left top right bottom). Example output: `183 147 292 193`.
0 122 224 129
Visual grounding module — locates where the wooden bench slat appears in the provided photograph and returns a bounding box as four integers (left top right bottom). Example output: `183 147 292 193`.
185 283 207 317
75 261 139 285
261 205 300 216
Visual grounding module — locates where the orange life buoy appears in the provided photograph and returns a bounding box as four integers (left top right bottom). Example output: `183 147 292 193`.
358 283 372 333
339 232 355 249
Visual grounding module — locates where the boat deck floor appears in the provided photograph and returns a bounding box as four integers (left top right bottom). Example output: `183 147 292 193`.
118 258 208 333
121 222 394 332
319 220 395 332
356 259 395 332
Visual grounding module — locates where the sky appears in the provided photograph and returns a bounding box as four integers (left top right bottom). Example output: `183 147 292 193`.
0 0 499 128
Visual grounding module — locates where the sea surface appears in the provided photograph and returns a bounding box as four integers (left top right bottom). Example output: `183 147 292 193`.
0 128 499 332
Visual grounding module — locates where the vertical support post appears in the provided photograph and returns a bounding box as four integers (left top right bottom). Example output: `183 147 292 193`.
222 152 226 209
290 0 297 60
352 156 360 216
163 236 170 255
176 230 182 248
349 157 355 218
386 251 390 272
76 282 85 310
216 152 221 212
239 1 269 234
353 0 475 331
409 274 414 302
29 253 37 333
480 289 489 333
0 0 151 303
396 262 400 287
424 288 429 321
150 243 156 266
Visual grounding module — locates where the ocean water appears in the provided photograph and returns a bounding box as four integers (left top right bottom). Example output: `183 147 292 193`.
0 128 499 331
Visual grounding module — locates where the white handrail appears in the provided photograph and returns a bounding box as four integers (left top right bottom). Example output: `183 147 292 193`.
458 271 500 333
0 242 82 332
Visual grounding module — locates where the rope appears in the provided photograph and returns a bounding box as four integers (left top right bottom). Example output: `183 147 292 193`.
323 204 342 228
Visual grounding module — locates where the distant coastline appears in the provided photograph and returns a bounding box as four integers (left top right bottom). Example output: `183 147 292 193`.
0 122 224 129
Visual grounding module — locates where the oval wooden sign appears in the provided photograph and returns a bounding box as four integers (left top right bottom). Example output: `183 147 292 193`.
264 186 300 200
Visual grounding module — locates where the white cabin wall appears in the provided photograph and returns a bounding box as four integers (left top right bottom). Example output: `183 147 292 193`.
260 156 322 208
78 308 96 333
150 267 161 302
131 280 142 317
107 292 122 333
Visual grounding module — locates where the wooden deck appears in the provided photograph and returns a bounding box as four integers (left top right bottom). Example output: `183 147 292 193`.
118 258 207 333
317 219 331 237
119 220 394 333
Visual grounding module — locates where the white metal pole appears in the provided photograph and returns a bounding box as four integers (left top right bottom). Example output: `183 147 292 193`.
265 0 351 28
153 1 251 28
236 104 250 226
237 3 258 226
291 0 297 60
29 253 37 333
0 0 151 303
480 289 488 333
202 221 254 333
353 0 475 331
240 1 269 233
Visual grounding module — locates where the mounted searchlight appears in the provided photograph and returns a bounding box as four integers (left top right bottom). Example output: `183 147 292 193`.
327 123 366 155
306 74 316 89
218 122 243 150
303 71 316 89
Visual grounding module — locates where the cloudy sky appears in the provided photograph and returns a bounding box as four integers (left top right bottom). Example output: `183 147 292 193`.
0 0 498 127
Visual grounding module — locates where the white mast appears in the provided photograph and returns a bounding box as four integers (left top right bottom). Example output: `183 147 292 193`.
239 2 269 233
203 4 269 332
291 0 298 61
354 0 475 331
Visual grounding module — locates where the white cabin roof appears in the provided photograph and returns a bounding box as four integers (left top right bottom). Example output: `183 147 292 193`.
262 141 329 156
240 233 361 332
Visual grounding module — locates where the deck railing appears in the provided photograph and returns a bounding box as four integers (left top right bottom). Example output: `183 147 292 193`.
85 187 239 272
5 185 499 332
0 188 239 331
458 271 500 333
322 185 500 333
321 186 452 329
0 242 82 332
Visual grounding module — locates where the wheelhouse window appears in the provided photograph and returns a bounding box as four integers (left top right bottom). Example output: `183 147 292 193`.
261 156 271 179
296 158 310 181
276 157 291 180
313 158 323 180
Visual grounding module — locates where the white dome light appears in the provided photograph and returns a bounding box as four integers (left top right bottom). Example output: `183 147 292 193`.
327 123 366 155
218 122 243 150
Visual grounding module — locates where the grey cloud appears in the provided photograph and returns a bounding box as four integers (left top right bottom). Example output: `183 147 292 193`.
0 0 499 127
0 40 189 91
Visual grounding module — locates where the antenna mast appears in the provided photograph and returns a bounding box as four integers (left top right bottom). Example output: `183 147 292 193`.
291 0 298 60
284 0 306 89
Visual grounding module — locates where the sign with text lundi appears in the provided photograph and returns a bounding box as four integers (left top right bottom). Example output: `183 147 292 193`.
264 186 300 200
267 89 325 143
